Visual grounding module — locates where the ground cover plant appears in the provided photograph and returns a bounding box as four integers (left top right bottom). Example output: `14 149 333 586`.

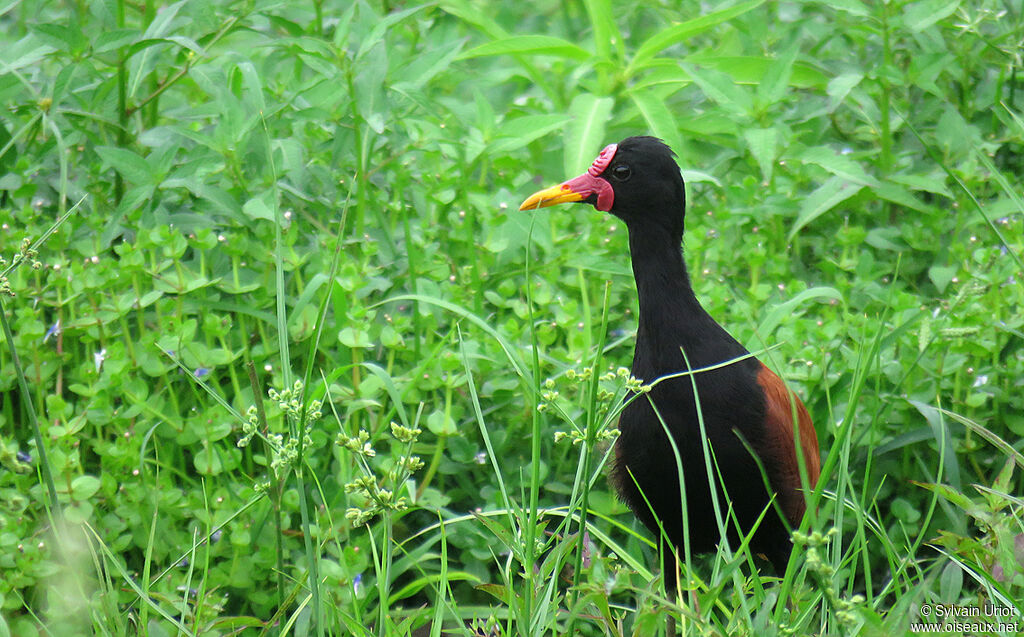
1 0 1023 635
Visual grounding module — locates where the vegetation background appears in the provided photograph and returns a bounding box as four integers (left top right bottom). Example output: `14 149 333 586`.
1 0 1023 635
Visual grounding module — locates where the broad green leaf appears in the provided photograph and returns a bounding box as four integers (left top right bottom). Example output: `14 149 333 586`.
339 327 372 348
903 0 960 32
236 60 266 114
564 93 614 176
3 39 55 72
629 89 681 156
438 0 508 39
680 169 721 186
356 4 430 60
93 28 141 54
142 0 185 39
975 148 1024 218
798 146 879 187
875 181 929 213
1001 101 1024 139
491 114 571 154
826 72 864 111
889 173 952 198
757 39 800 105
30 23 78 53
392 38 465 90
95 146 155 185
584 0 622 61
179 181 242 217
242 196 274 222
630 0 766 72
788 176 862 240
757 286 843 337
0 119 14 174
908 400 962 491
125 35 204 60
865 227 908 251
680 63 752 115
459 35 592 61
743 127 778 182
193 443 224 475
681 54 828 89
101 185 155 247
427 410 458 436
928 265 957 292
71 475 101 501
824 0 871 15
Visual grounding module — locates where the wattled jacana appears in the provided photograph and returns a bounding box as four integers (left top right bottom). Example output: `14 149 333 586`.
520 136 821 592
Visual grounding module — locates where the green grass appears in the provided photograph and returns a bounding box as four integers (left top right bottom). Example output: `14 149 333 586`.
2 0 1023 635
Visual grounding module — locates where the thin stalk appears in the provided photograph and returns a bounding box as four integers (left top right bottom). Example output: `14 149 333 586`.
566 281 611 636
115 0 126 203
523 215 543 632
0 296 61 521
877 0 894 176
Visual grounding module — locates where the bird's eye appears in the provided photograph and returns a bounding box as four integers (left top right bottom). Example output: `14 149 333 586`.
611 164 631 181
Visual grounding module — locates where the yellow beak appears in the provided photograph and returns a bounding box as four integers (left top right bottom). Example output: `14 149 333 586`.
519 183 586 211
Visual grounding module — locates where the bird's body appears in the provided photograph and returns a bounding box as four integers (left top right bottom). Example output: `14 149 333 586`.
521 137 820 591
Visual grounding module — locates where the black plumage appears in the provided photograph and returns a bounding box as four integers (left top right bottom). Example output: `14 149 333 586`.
520 136 820 593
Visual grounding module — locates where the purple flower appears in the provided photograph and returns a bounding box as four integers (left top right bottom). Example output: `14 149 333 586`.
43 321 61 343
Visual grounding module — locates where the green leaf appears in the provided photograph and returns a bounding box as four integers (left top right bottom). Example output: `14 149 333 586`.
824 0 871 15
826 72 863 111
392 38 465 91
629 89 681 156
427 410 458 436
912 481 974 513
491 114 571 154
865 227 908 251
583 0 622 61
756 39 800 105
564 93 614 176
903 0 960 32
356 4 430 60
875 181 929 213
888 173 952 198
193 443 224 476
459 35 592 61
93 29 141 54
242 196 275 222
789 176 863 240
71 475 101 501
630 0 766 72
680 63 752 115
680 54 828 89
908 400 962 491
928 265 957 292
339 327 372 348
354 38 388 134
757 286 843 337
95 146 155 185
142 0 185 39
798 146 879 187
0 119 14 174
4 41 54 73
680 169 721 186
743 127 778 182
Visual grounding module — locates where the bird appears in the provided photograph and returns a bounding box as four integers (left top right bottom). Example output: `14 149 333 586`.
519 136 821 595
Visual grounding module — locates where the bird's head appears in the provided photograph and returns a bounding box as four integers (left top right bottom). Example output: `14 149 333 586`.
519 136 686 237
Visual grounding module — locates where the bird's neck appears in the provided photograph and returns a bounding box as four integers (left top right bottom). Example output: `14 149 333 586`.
627 220 703 318
626 219 722 373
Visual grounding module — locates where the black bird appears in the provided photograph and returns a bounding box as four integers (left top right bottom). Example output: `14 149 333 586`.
520 136 821 592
